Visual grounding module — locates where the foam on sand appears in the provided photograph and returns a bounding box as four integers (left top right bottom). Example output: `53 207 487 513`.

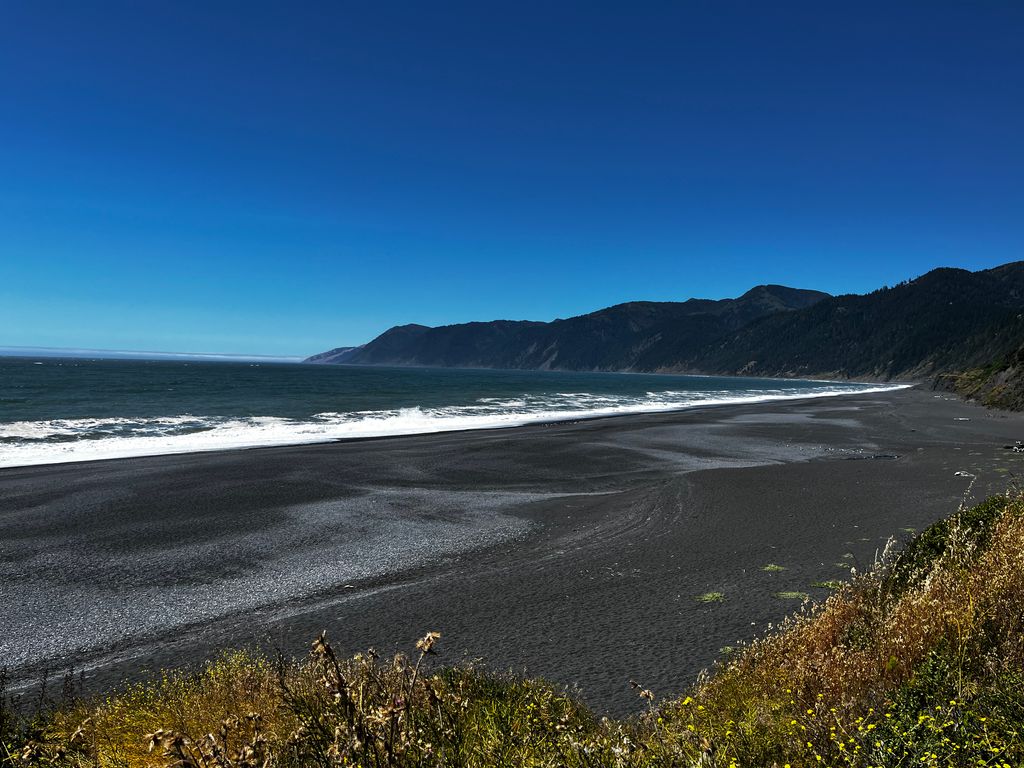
0 384 911 469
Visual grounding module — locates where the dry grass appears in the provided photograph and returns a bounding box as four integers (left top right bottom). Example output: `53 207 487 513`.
5 494 1024 767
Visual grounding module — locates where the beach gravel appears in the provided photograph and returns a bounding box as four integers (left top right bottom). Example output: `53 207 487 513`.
2 387 1022 714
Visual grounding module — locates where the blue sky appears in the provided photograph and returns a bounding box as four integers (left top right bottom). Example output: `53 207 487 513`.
2 1 1022 357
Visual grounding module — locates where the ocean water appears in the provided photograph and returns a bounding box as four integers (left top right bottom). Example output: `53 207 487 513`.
0 357 906 468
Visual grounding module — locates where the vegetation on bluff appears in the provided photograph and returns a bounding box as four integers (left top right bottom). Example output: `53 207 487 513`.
939 344 1024 412
4 495 1024 767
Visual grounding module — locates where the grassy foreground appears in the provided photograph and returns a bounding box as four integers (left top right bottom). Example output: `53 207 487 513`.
5 496 1024 768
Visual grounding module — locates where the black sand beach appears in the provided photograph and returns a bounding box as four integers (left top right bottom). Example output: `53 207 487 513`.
3 387 1024 714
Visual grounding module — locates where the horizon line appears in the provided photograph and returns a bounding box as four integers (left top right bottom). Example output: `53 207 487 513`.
0 345 305 363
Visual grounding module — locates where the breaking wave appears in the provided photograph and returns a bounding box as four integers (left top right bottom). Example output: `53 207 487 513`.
0 383 910 468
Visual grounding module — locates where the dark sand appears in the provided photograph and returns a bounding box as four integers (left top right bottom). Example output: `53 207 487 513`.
3 387 1024 714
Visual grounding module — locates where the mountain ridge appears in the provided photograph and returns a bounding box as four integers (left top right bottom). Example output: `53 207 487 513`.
308 284 828 370
307 263 1024 396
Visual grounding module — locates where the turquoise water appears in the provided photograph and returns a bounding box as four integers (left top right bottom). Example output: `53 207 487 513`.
0 357 902 467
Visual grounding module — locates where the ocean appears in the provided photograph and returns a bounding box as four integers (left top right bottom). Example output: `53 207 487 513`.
0 357 905 468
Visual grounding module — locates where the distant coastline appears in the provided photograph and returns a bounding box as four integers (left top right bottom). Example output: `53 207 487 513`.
306 264 1024 398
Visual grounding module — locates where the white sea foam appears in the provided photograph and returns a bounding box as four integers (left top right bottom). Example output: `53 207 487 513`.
0 384 911 468
0 415 211 440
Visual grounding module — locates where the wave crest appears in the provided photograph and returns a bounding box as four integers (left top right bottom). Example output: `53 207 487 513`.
0 384 910 468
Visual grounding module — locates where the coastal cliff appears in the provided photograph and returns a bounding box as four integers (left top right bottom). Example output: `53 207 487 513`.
309 263 1024 403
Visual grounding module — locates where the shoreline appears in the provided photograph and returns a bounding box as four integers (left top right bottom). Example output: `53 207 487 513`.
4 387 1023 714
0 381 912 470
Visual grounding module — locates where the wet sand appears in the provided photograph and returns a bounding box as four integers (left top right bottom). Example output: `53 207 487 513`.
3 387 1024 714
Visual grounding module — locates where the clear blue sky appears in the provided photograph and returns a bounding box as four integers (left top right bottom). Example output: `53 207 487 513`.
2 1 1022 357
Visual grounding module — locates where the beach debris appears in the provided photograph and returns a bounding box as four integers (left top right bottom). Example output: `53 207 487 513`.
954 471 975 478
1003 441 1024 452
